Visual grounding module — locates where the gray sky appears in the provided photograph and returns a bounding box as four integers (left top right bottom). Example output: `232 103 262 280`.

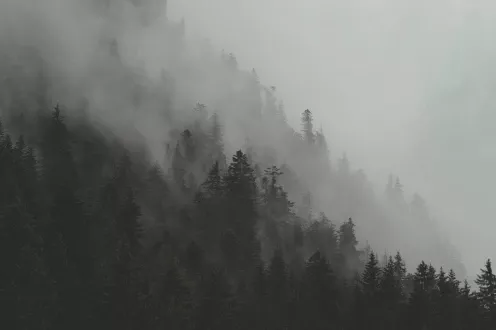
169 0 496 275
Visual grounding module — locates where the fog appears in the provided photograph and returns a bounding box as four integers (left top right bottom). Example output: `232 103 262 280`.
0 0 493 279
169 0 496 276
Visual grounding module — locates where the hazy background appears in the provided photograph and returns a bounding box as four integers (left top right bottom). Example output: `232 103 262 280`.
169 0 496 276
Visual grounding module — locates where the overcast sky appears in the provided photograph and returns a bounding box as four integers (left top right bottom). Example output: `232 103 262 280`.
168 0 496 276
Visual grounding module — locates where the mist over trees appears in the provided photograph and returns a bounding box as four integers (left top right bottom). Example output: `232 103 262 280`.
0 0 489 329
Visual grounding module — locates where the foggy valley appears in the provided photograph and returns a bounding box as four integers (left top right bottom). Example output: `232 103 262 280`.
1 0 495 329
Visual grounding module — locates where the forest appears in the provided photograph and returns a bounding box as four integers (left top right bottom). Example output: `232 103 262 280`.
1 0 495 329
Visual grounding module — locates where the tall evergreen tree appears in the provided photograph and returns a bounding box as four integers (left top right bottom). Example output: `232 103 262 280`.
475 259 496 326
380 256 403 329
303 251 339 330
38 105 92 329
409 261 434 329
301 109 314 144
361 251 382 328
224 150 259 268
171 142 186 188
339 218 361 276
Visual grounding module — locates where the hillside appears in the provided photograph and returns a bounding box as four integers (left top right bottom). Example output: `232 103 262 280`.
2 1 493 329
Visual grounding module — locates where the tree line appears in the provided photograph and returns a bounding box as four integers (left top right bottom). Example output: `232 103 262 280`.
0 5 478 328
1 103 495 330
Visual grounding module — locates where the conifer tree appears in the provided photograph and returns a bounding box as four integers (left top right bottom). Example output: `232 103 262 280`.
409 261 434 329
380 256 403 329
181 129 196 163
339 218 361 275
360 251 382 328
303 251 338 330
459 280 482 330
301 109 314 144
200 161 223 199
475 259 496 325
306 213 338 261
171 142 186 188
224 150 259 268
363 253 380 291
431 267 456 329
38 105 92 329
381 256 403 304
447 268 460 293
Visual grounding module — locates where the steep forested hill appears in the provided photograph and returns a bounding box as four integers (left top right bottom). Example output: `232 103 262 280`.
1 1 493 329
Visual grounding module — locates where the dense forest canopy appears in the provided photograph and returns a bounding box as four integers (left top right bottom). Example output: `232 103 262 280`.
1 0 494 329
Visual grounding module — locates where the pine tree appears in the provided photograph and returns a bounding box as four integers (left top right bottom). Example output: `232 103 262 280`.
393 251 407 298
306 213 338 261
362 252 381 296
409 261 433 329
380 256 403 329
339 218 361 276
181 129 196 163
475 259 496 326
448 269 460 292
427 264 438 292
431 267 455 329
224 151 257 202
171 142 186 188
38 105 92 329
275 101 288 125
301 109 314 144
208 112 227 170
195 161 226 255
200 161 223 199
224 150 259 268
303 251 338 330
381 256 403 304
359 251 382 329
459 280 482 330
260 165 294 249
